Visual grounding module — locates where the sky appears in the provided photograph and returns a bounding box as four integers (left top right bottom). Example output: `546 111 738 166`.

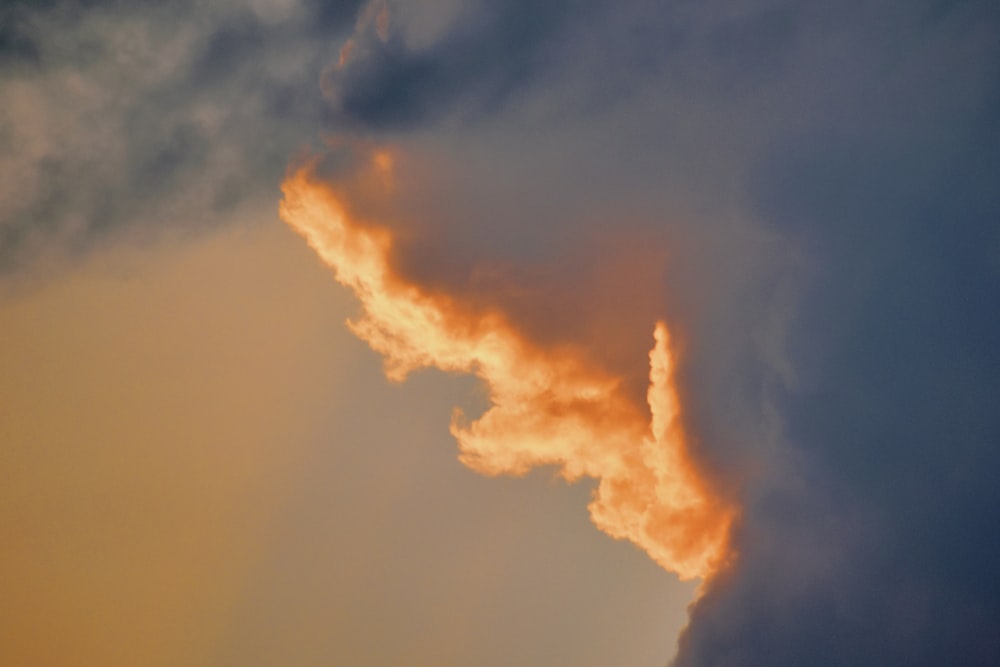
2 1 999 665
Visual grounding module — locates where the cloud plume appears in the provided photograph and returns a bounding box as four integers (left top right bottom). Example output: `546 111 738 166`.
281 2 1000 663
280 152 735 580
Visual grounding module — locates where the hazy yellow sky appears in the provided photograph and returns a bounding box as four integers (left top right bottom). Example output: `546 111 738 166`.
0 217 694 666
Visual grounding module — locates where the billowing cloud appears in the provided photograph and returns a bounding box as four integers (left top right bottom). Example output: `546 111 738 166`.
286 0 1000 664
280 154 735 580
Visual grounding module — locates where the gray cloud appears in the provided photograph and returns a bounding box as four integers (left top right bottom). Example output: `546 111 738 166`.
320 0 601 130
672 2 1000 665
0 0 362 278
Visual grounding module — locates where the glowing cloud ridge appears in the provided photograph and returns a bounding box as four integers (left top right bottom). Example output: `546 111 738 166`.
280 154 734 581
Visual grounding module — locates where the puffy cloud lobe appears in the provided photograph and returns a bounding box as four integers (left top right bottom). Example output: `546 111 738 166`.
320 0 598 129
280 154 735 580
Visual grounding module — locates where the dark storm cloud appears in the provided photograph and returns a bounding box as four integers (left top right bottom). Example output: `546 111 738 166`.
671 1 1000 665
0 0 364 277
304 1 1000 664
678 124 1000 665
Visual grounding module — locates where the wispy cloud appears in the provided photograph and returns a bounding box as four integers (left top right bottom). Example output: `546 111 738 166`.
0 0 360 277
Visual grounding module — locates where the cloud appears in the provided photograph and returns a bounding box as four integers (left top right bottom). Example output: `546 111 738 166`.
5 0 999 663
319 0 600 129
679 2 1000 664
0 0 361 278
280 154 735 580
286 0 1000 664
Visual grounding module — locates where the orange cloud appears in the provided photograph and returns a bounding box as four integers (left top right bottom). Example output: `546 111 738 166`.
279 151 735 581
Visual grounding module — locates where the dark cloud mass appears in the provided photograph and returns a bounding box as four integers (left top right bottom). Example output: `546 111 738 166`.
4 0 1000 665
316 1 1000 664
678 2 1000 664
687 83 1000 667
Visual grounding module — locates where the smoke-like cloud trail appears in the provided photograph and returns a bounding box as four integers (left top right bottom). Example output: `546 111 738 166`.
280 153 735 581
